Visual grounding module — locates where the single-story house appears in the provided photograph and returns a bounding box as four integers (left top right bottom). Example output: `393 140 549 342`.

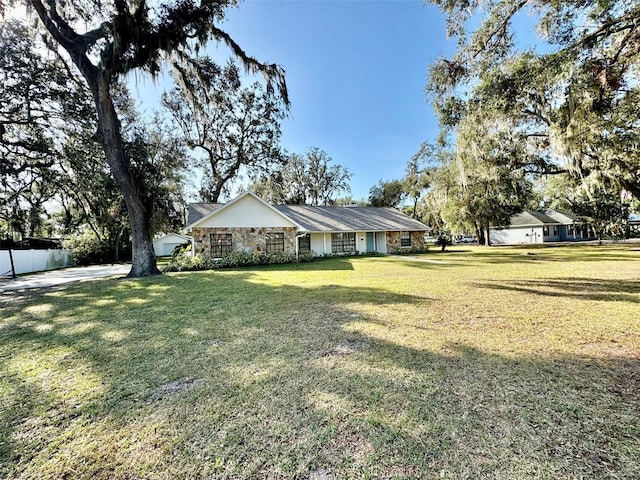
489 209 591 245
152 232 192 257
629 213 640 237
184 191 428 257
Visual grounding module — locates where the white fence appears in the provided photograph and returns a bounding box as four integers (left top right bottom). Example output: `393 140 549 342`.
0 249 74 276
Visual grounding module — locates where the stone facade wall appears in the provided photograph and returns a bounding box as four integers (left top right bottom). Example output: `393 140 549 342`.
386 231 426 254
191 227 298 256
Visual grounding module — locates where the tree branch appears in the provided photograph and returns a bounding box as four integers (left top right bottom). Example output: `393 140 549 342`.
29 0 99 83
471 0 528 60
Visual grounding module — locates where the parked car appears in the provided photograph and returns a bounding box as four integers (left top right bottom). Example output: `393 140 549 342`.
457 236 477 244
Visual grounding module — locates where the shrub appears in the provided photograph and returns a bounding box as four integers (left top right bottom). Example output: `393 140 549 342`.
161 254 217 272
161 250 316 273
171 242 192 257
63 232 113 265
297 251 315 263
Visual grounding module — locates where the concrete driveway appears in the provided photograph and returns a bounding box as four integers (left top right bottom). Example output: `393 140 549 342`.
0 264 131 293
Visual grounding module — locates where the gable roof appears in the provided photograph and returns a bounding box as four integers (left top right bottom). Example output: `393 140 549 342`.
507 211 561 228
274 205 428 232
187 202 224 226
187 191 304 230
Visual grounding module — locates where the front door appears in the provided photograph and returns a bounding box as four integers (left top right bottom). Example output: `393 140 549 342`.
366 232 375 253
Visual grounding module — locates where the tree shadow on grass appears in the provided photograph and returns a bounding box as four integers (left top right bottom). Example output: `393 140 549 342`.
413 245 640 266
239 256 358 272
383 247 628 269
487 246 638 264
471 277 640 303
0 270 639 478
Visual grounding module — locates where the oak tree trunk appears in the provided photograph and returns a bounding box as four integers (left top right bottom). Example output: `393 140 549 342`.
94 76 159 277
473 221 484 245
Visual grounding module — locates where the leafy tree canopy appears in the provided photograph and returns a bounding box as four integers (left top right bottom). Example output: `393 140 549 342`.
16 0 288 276
368 179 405 208
426 0 640 200
162 58 286 203
249 148 352 206
1 16 191 261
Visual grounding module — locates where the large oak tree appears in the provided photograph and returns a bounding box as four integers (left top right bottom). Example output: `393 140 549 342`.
0 19 68 237
162 59 285 202
21 0 287 276
427 0 640 201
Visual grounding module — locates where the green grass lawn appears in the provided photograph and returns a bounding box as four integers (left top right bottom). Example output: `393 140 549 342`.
1 244 639 479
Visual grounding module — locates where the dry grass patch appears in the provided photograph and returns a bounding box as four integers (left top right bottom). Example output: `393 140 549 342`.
1 244 639 479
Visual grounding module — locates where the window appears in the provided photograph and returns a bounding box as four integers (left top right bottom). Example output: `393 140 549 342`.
400 231 411 247
210 233 232 257
331 232 356 253
553 226 559 236
265 232 284 254
298 234 311 253
568 225 575 236
543 226 550 236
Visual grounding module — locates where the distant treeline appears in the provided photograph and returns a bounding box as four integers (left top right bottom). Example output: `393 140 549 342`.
0 237 63 250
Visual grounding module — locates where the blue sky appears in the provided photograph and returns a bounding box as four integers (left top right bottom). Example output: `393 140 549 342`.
132 0 456 201
220 0 452 201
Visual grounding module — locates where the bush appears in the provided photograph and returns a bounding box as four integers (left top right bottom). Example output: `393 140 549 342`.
161 250 316 273
160 254 214 272
63 232 113 265
171 242 192 257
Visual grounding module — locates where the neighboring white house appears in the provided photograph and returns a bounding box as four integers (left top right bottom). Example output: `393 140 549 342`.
152 233 192 257
184 191 428 257
628 213 640 237
490 209 591 245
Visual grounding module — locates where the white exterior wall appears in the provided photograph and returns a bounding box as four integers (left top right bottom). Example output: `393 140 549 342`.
155 242 182 257
306 231 391 255
310 233 328 255
0 249 73 276
376 232 387 253
490 227 544 245
197 194 297 229
355 231 366 253
153 234 190 257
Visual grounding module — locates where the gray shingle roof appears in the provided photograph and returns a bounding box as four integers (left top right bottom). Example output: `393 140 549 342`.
274 205 428 232
508 211 561 227
187 203 224 226
544 209 579 224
